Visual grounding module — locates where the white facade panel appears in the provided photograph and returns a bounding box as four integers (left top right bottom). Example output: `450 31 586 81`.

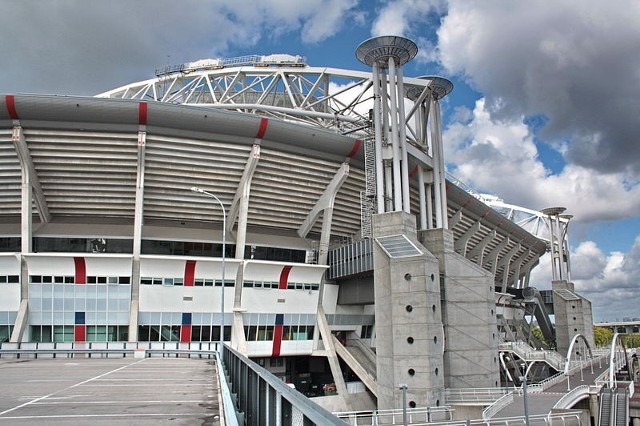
0 253 20 274
139 285 232 313
243 260 326 283
140 256 241 279
241 289 319 314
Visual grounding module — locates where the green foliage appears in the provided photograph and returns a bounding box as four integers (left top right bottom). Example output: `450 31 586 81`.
593 326 614 348
622 334 640 348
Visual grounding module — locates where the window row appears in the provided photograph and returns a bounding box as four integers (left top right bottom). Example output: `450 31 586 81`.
0 275 19 284
244 325 314 341
137 325 231 342
140 277 234 287
242 281 320 291
30 325 129 342
29 276 131 285
0 237 307 263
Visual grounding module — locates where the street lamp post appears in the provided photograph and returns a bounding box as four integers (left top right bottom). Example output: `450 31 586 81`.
520 363 530 426
399 384 408 426
191 186 226 350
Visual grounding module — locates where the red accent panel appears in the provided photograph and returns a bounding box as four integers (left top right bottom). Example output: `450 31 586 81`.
256 117 269 139
272 324 283 357
184 260 196 286
180 325 192 342
74 325 86 342
278 265 292 290
6 95 19 120
409 165 420 179
138 102 148 125
347 139 362 158
73 257 86 284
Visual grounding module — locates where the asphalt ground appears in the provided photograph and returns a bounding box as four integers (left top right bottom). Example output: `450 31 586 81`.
0 357 220 425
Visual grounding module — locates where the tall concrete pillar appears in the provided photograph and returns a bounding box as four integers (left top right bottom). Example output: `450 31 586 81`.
372 212 444 410
420 229 500 388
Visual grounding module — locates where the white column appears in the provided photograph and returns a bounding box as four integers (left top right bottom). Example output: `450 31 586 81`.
397 65 411 214
372 63 385 214
387 57 402 212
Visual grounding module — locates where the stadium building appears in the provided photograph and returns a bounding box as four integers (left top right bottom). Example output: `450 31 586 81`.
0 36 593 413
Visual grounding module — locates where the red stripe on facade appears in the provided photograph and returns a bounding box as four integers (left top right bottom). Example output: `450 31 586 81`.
74 325 86 342
256 117 269 140
271 324 283 357
180 325 192 342
74 257 86 284
278 265 292 290
347 139 362 158
184 260 196 286
138 102 148 125
6 95 19 120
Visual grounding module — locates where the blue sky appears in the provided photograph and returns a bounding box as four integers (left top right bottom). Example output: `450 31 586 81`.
1 0 639 321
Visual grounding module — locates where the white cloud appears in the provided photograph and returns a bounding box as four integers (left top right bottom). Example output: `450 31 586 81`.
437 0 640 177
0 0 362 95
372 0 445 37
443 99 640 223
529 239 640 321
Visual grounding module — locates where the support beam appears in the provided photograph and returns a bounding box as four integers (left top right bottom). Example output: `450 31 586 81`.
297 162 349 238
483 237 509 274
130 104 148 342
448 210 463 230
227 144 261 258
467 229 497 266
12 126 51 223
497 243 521 290
454 221 480 256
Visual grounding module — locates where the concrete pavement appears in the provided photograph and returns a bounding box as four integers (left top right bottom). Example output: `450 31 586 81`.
0 357 220 425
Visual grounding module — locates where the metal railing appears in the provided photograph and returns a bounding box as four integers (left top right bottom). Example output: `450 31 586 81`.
0 341 219 358
222 344 346 425
335 406 452 426
482 392 514 420
553 385 590 409
445 387 510 404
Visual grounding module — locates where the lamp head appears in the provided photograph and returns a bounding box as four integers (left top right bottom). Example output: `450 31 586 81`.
191 186 204 193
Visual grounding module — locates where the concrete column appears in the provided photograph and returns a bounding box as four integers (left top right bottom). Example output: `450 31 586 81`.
129 130 146 342
373 212 445 410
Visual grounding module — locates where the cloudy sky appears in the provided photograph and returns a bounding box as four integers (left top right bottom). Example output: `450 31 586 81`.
2 0 638 321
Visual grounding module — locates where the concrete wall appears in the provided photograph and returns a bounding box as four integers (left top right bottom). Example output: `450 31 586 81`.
373 212 445 410
420 229 500 389
552 280 594 356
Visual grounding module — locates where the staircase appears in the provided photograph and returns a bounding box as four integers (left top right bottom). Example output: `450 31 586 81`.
331 334 377 397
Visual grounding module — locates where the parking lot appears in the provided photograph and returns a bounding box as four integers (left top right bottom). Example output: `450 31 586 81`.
0 357 220 425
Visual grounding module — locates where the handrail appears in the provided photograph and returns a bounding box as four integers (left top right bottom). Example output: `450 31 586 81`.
445 387 510 404
553 385 590 409
482 391 514 420
222 345 345 425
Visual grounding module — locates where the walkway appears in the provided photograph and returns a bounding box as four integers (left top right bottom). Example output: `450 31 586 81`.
495 358 609 418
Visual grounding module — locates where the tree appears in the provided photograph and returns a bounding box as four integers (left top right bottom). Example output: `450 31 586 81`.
593 326 614 348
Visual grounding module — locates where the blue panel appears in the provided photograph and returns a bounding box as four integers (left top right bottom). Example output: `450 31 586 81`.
275 313 284 325
75 311 85 325
182 312 192 325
